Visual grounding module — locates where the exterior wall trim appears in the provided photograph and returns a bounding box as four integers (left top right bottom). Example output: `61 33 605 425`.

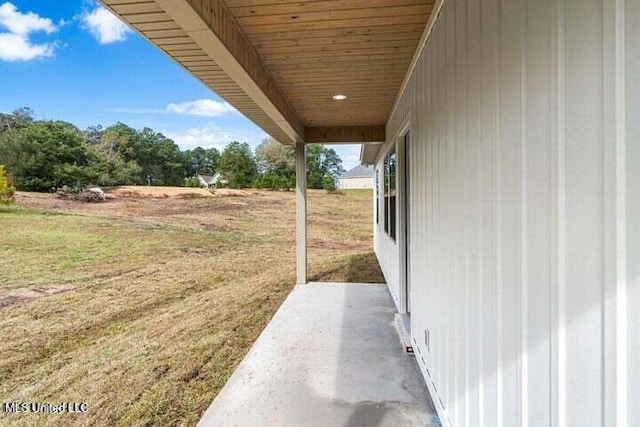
396 116 412 315
389 0 446 124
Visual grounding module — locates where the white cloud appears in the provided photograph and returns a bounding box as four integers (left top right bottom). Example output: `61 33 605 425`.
0 32 55 61
0 3 56 35
81 7 130 44
114 99 238 118
166 99 238 117
0 2 59 62
162 125 267 151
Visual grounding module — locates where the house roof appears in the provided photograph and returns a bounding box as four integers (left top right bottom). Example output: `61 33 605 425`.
212 172 228 182
341 165 374 179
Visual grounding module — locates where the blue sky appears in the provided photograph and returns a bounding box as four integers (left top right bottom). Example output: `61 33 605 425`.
0 1 360 169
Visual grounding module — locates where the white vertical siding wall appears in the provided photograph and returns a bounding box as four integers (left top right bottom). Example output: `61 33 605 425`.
380 0 638 425
628 2 640 424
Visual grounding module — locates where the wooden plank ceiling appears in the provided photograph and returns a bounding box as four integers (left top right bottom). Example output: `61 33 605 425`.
101 0 434 143
225 0 433 127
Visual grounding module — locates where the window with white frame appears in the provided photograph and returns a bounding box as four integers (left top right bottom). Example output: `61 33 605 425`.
383 147 397 241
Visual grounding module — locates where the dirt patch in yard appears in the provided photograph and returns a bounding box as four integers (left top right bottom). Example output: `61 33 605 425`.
111 186 213 199
0 284 75 308
110 186 263 199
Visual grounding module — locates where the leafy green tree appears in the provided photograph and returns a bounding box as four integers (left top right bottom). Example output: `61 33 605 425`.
91 147 143 186
255 137 294 173
251 175 263 189
218 141 257 188
252 139 344 190
95 123 144 185
0 108 341 193
0 108 34 133
260 172 274 190
98 124 186 186
206 148 220 172
306 145 345 189
83 125 103 145
0 121 98 191
143 130 185 186
322 174 337 192
183 146 219 176
255 137 295 190
11 107 35 124
100 123 137 161
184 177 200 187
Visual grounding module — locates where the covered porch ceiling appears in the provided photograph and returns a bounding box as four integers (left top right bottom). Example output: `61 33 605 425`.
101 0 437 145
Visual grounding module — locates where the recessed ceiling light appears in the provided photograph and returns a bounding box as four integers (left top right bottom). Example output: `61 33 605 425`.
332 94 347 100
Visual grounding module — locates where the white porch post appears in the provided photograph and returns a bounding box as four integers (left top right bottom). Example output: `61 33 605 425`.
295 142 307 284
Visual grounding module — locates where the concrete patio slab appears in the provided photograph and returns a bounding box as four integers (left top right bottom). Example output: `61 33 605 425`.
198 283 440 427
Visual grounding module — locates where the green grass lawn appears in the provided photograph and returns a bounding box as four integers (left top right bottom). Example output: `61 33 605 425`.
0 189 383 426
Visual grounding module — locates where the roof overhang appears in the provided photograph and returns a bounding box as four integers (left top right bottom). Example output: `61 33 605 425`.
101 0 304 144
305 125 385 145
360 143 383 166
101 0 434 145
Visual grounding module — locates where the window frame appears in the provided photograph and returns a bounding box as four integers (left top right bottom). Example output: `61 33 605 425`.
375 167 380 224
383 145 397 241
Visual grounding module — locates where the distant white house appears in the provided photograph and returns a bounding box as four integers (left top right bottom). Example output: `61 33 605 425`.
198 173 228 188
338 165 374 189
197 175 215 188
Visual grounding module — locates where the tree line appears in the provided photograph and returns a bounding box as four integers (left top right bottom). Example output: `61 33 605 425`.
0 108 345 192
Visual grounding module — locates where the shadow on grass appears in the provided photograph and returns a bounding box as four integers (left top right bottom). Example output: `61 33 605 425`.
310 252 386 284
